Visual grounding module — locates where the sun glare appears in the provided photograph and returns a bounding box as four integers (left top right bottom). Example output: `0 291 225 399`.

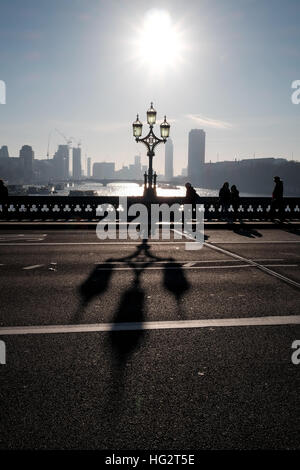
133 10 184 74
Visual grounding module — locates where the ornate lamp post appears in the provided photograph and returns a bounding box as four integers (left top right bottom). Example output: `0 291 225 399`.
132 102 170 198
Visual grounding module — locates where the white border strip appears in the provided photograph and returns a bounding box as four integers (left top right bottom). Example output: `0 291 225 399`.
1 315 300 336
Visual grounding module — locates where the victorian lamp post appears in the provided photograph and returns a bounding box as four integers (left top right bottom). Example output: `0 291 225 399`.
132 102 170 198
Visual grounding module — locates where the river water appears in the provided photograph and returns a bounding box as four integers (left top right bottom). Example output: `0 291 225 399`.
52 182 268 198
51 182 217 197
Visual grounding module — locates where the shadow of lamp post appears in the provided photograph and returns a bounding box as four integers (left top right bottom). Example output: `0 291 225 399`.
132 102 170 200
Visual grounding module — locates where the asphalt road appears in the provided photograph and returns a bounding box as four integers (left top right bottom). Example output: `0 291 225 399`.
0 228 300 450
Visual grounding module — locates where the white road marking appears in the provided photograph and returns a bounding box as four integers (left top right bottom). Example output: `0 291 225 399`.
205 243 300 289
173 229 300 289
1 315 300 336
184 262 196 267
94 264 297 271
211 241 300 244
0 242 188 246
93 258 285 264
0 234 47 242
0 240 300 246
22 264 44 270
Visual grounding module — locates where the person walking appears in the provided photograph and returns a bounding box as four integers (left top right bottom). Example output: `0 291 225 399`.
0 179 8 199
0 179 8 220
231 184 240 221
271 176 284 221
219 182 231 220
185 182 199 219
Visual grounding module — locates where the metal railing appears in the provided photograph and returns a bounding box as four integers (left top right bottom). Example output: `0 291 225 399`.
0 196 299 220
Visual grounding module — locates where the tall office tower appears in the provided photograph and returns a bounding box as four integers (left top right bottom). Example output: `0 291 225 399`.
188 129 205 184
165 138 174 179
72 147 81 179
19 145 34 182
53 145 69 179
0 145 9 158
87 157 91 178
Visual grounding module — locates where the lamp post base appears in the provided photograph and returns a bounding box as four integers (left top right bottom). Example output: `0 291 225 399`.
143 186 157 200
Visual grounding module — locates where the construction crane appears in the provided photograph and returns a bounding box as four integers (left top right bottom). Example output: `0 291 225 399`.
54 128 73 148
46 131 52 159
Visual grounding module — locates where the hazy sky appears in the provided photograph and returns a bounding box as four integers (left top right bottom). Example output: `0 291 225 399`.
0 0 300 174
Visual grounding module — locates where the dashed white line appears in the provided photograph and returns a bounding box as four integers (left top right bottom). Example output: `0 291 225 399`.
22 264 44 270
1 315 300 336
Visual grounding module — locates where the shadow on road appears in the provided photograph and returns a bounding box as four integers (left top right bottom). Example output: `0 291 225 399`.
74 239 191 420
233 224 263 239
73 262 113 323
280 222 300 237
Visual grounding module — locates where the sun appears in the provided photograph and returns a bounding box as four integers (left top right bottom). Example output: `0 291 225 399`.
132 10 185 74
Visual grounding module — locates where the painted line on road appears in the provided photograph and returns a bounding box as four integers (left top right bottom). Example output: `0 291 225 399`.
1 240 300 247
211 241 300 244
173 229 300 289
94 264 297 271
93 258 285 264
206 243 300 289
0 242 188 246
22 264 44 270
1 315 300 336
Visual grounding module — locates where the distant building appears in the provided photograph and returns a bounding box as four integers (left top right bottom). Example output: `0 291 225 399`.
0 156 23 183
19 145 34 182
93 162 115 179
188 129 205 184
115 155 143 180
72 147 81 179
165 138 173 179
53 145 69 179
33 158 54 183
133 155 142 179
0 145 9 158
87 157 92 178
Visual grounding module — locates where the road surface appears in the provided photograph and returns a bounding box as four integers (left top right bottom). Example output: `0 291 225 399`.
0 227 300 449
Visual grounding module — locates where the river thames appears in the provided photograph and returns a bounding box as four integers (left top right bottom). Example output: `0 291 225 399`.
51 182 266 198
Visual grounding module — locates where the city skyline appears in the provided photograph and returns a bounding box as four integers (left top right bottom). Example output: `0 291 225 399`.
0 0 300 174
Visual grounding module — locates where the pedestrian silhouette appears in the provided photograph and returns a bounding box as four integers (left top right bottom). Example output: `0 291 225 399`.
271 176 284 221
0 180 8 199
219 182 231 220
230 184 240 221
185 182 199 220
0 180 8 219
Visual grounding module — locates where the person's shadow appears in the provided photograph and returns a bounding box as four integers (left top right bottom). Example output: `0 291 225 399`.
279 222 300 237
233 224 263 239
